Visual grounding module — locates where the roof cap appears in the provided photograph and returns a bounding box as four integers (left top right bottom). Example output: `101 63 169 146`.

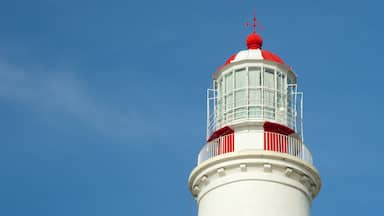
246 33 263 49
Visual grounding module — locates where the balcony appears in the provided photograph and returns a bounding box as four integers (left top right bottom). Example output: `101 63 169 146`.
198 132 313 165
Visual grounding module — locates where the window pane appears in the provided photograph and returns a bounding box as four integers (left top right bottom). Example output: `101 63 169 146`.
277 71 282 91
264 68 275 89
225 72 233 94
249 67 261 87
235 68 247 89
235 90 247 107
264 90 275 107
235 108 247 120
249 89 261 105
225 111 234 122
276 92 286 123
287 86 294 129
287 76 293 85
226 94 233 110
277 92 284 109
217 97 223 124
219 78 224 97
264 107 275 120
249 106 262 118
217 79 222 116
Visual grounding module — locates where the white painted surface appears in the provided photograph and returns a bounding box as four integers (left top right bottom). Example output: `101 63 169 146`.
189 151 321 216
234 128 264 151
232 49 263 63
198 180 310 216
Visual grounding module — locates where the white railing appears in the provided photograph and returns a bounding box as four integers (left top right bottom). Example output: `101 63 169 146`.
264 132 312 164
198 133 234 164
197 132 313 165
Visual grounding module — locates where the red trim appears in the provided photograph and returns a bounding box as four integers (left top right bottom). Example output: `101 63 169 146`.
263 132 288 153
217 133 234 155
261 50 285 64
214 53 237 78
263 121 295 135
282 135 287 152
207 126 234 142
224 54 237 66
263 122 292 153
274 134 278 151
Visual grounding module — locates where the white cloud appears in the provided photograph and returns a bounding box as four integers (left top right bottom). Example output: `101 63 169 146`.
0 59 144 139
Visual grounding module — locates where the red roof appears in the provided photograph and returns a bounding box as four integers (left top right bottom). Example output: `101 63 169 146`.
261 50 285 64
222 32 285 66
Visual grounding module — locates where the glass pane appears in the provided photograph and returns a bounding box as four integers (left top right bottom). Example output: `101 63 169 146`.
225 111 234 122
225 72 233 94
264 90 275 107
235 90 246 107
287 76 293 85
235 68 247 89
249 89 261 105
277 92 284 108
287 86 294 128
276 92 286 123
277 71 282 91
219 78 223 97
217 79 223 119
226 94 233 111
249 67 261 87
264 107 275 120
235 108 247 120
249 106 262 118
264 68 275 89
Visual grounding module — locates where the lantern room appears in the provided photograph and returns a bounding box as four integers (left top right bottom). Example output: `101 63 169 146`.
213 57 297 131
201 32 309 165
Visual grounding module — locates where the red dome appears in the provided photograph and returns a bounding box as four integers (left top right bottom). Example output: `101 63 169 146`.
246 33 263 49
224 54 237 65
261 50 285 64
219 32 286 68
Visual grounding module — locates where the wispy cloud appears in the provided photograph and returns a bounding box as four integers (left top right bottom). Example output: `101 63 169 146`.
0 59 144 139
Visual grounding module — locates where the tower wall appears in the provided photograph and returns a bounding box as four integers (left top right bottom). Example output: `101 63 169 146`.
189 152 321 216
198 181 310 216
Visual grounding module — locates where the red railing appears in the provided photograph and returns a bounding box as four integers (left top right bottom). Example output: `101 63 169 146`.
198 133 234 164
264 132 288 153
198 132 312 165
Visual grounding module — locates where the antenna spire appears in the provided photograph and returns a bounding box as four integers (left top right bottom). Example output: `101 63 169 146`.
252 12 257 33
246 11 258 33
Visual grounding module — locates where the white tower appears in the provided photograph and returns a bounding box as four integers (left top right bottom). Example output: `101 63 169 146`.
189 18 321 216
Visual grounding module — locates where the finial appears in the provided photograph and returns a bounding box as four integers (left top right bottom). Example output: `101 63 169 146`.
245 11 263 49
246 11 258 33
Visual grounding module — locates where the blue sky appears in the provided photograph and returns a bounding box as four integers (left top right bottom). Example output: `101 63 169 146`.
0 0 383 215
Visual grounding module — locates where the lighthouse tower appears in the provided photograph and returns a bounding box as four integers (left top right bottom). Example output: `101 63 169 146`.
188 17 321 216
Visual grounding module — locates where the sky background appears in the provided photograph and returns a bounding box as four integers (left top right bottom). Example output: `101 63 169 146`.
0 0 383 215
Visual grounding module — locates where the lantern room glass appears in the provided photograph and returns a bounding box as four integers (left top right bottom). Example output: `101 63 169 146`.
215 65 293 129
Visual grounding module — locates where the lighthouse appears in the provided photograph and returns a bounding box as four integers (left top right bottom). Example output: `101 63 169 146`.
188 16 321 216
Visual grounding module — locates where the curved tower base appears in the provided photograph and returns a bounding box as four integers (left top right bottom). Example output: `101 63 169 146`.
189 151 321 216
